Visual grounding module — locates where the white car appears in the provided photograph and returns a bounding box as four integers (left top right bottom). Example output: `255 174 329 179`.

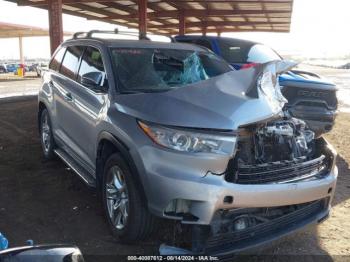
36 63 49 77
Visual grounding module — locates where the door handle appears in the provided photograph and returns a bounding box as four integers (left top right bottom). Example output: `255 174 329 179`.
64 92 73 102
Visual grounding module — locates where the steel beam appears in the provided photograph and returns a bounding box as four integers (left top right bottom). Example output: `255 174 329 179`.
202 21 207 36
18 0 111 6
148 21 289 29
178 10 185 35
138 0 147 38
164 0 292 2
48 0 63 55
99 9 291 20
18 0 293 6
186 28 289 33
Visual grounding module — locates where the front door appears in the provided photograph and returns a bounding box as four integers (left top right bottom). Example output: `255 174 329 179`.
54 45 85 154
63 46 109 172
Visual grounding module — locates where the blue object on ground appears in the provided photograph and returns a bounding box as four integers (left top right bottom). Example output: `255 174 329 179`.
26 239 34 246
159 243 192 255
0 232 9 250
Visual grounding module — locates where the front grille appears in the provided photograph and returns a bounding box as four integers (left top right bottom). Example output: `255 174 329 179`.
205 199 327 253
294 101 330 108
282 87 337 109
231 155 328 184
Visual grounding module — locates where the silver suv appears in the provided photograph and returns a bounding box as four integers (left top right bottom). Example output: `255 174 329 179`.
38 31 337 255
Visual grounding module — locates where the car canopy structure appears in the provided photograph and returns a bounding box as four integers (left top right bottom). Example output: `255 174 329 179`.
0 21 71 64
5 0 294 54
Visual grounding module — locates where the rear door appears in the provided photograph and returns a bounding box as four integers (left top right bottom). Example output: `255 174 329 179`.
47 46 66 137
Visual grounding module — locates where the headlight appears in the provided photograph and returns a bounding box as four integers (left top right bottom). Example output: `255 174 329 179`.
138 121 236 156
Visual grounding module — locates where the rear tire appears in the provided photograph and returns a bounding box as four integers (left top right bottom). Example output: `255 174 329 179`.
102 153 156 242
39 108 56 160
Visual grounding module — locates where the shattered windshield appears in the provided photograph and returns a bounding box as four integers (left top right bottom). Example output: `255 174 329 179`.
110 48 232 93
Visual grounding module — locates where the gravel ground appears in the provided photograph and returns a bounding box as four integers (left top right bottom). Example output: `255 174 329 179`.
0 66 349 260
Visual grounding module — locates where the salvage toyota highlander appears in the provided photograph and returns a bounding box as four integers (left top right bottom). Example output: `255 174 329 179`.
38 30 337 255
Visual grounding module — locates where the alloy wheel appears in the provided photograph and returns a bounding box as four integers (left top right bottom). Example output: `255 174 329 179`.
106 165 129 230
41 113 51 153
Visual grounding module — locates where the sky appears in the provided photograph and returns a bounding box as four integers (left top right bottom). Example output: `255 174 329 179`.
0 0 349 60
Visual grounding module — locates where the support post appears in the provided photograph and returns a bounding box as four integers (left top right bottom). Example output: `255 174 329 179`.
19 36 24 64
138 0 147 39
202 24 207 36
179 10 186 35
48 0 63 55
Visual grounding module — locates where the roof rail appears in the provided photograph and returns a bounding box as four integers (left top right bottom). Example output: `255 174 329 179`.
72 28 175 42
72 31 88 39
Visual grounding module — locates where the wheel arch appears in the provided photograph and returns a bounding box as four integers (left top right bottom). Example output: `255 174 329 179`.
96 131 148 205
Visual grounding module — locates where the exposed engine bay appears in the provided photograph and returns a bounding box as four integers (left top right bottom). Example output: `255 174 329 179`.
237 116 315 165
226 113 331 184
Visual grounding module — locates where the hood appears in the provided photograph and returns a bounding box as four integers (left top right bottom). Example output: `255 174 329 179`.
279 70 336 90
114 61 296 130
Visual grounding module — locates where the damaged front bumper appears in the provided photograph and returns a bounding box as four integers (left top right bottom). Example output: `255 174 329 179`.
145 137 337 225
204 197 330 255
151 158 337 225
160 198 331 255
140 137 337 254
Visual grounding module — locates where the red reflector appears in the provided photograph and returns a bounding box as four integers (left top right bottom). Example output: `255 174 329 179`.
241 63 259 69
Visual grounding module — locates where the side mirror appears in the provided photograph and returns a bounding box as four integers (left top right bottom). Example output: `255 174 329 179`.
81 71 105 89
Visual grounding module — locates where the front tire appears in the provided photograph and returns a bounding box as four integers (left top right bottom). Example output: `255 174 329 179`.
102 153 156 242
39 108 56 160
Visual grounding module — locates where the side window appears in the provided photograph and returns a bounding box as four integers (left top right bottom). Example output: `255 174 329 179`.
60 46 84 80
49 47 66 71
78 46 107 90
195 39 213 51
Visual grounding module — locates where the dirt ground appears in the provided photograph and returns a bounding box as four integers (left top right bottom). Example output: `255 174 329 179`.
0 96 160 255
0 75 40 99
0 69 349 259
